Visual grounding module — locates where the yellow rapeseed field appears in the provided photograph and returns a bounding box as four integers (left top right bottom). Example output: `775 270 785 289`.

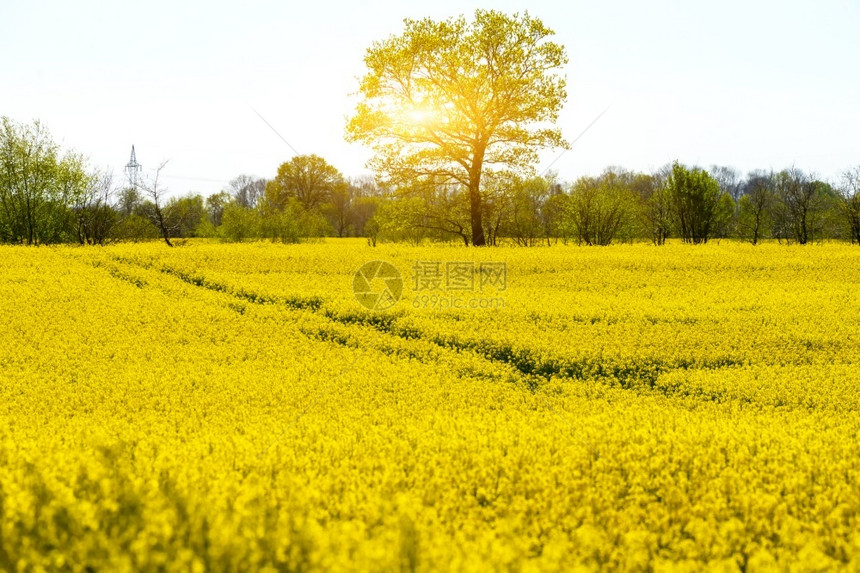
1 240 859 571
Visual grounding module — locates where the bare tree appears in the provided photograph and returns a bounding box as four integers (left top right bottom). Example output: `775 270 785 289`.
709 165 744 201
737 171 774 245
228 174 266 209
541 182 566 246
326 181 354 238
116 186 142 217
140 161 174 247
346 176 382 239
480 171 516 246
401 177 471 246
772 167 830 244
73 170 117 245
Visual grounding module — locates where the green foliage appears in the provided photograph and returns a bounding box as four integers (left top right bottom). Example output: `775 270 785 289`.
220 204 260 242
504 176 553 246
110 214 159 242
261 208 303 244
711 192 737 240
838 167 860 244
666 162 723 244
386 177 471 245
205 190 232 227
262 200 331 244
322 181 356 238
265 155 344 213
0 116 92 244
566 171 639 246
370 196 431 245
194 219 219 238
630 172 672 245
164 194 205 238
216 198 332 244
364 215 381 246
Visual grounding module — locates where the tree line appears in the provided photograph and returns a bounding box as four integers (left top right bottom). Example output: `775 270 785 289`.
2 115 858 247
343 161 860 246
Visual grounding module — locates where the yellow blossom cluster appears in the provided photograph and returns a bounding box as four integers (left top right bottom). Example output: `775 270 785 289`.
1 240 859 571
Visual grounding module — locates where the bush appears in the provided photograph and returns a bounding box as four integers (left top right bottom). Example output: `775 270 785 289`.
262 199 332 243
220 204 261 242
110 214 159 242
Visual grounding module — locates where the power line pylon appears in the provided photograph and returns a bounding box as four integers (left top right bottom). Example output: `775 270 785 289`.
124 145 142 190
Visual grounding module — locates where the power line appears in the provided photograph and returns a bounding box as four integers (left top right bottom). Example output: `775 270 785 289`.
250 106 301 156
160 174 232 184
541 105 612 176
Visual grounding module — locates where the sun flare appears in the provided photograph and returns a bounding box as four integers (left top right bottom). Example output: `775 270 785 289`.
405 108 432 124
390 99 449 131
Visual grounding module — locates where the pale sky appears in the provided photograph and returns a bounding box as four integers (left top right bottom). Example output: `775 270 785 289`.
2 0 858 197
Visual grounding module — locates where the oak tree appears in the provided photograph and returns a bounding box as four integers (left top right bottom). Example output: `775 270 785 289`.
265 154 344 213
346 10 568 246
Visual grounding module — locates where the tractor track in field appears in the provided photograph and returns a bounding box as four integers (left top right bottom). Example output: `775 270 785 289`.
79 250 762 407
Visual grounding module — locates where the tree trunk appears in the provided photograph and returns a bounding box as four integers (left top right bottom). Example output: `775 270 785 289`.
154 205 173 247
752 212 760 246
469 182 485 246
468 146 486 247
